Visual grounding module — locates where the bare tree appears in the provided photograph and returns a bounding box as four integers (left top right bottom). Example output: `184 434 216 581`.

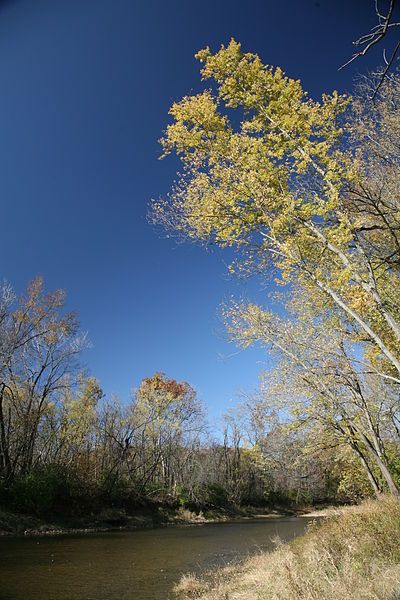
341 1 400 96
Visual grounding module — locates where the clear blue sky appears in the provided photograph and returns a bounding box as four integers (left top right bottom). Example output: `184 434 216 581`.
0 0 389 419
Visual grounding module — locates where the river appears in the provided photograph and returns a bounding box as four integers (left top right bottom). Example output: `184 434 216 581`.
0 517 313 599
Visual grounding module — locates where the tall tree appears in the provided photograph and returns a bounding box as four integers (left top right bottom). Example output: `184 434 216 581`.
153 40 400 380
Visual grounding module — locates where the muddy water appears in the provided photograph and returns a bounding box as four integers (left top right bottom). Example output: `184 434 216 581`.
0 517 313 599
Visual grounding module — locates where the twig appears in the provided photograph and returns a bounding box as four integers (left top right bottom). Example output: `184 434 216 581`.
340 0 399 90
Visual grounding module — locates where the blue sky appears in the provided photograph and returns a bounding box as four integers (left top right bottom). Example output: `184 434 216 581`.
0 0 390 420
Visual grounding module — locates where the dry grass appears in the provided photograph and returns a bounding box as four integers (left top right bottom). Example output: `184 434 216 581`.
174 497 400 600
174 575 208 597
175 508 207 523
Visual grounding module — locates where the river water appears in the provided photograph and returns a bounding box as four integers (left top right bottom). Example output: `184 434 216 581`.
0 517 313 599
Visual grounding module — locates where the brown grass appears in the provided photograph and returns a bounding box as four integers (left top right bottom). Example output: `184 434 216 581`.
174 497 400 600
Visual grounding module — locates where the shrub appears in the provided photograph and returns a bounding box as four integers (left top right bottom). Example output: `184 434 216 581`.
3 465 93 518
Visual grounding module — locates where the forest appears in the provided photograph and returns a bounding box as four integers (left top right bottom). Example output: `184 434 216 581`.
0 277 365 526
1 1 400 599
1 46 400 529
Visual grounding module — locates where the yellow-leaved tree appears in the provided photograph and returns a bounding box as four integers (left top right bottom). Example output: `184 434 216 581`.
152 40 400 381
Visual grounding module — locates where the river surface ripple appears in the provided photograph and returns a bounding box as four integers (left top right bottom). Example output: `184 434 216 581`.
0 517 314 599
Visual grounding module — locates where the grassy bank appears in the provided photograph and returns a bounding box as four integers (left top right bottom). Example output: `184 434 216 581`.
175 497 400 600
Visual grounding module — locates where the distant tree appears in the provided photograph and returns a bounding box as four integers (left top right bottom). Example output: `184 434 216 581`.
58 375 103 472
132 373 204 496
0 277 86 480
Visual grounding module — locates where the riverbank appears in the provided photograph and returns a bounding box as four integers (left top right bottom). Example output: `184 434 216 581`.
0 503 312 537
174 496 400 600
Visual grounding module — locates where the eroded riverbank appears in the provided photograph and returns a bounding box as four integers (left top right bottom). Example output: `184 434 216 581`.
0 504 321 537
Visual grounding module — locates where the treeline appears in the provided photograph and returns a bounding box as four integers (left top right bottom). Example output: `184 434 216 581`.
0 278 280 519
0 279 378 522
3 43 400 522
